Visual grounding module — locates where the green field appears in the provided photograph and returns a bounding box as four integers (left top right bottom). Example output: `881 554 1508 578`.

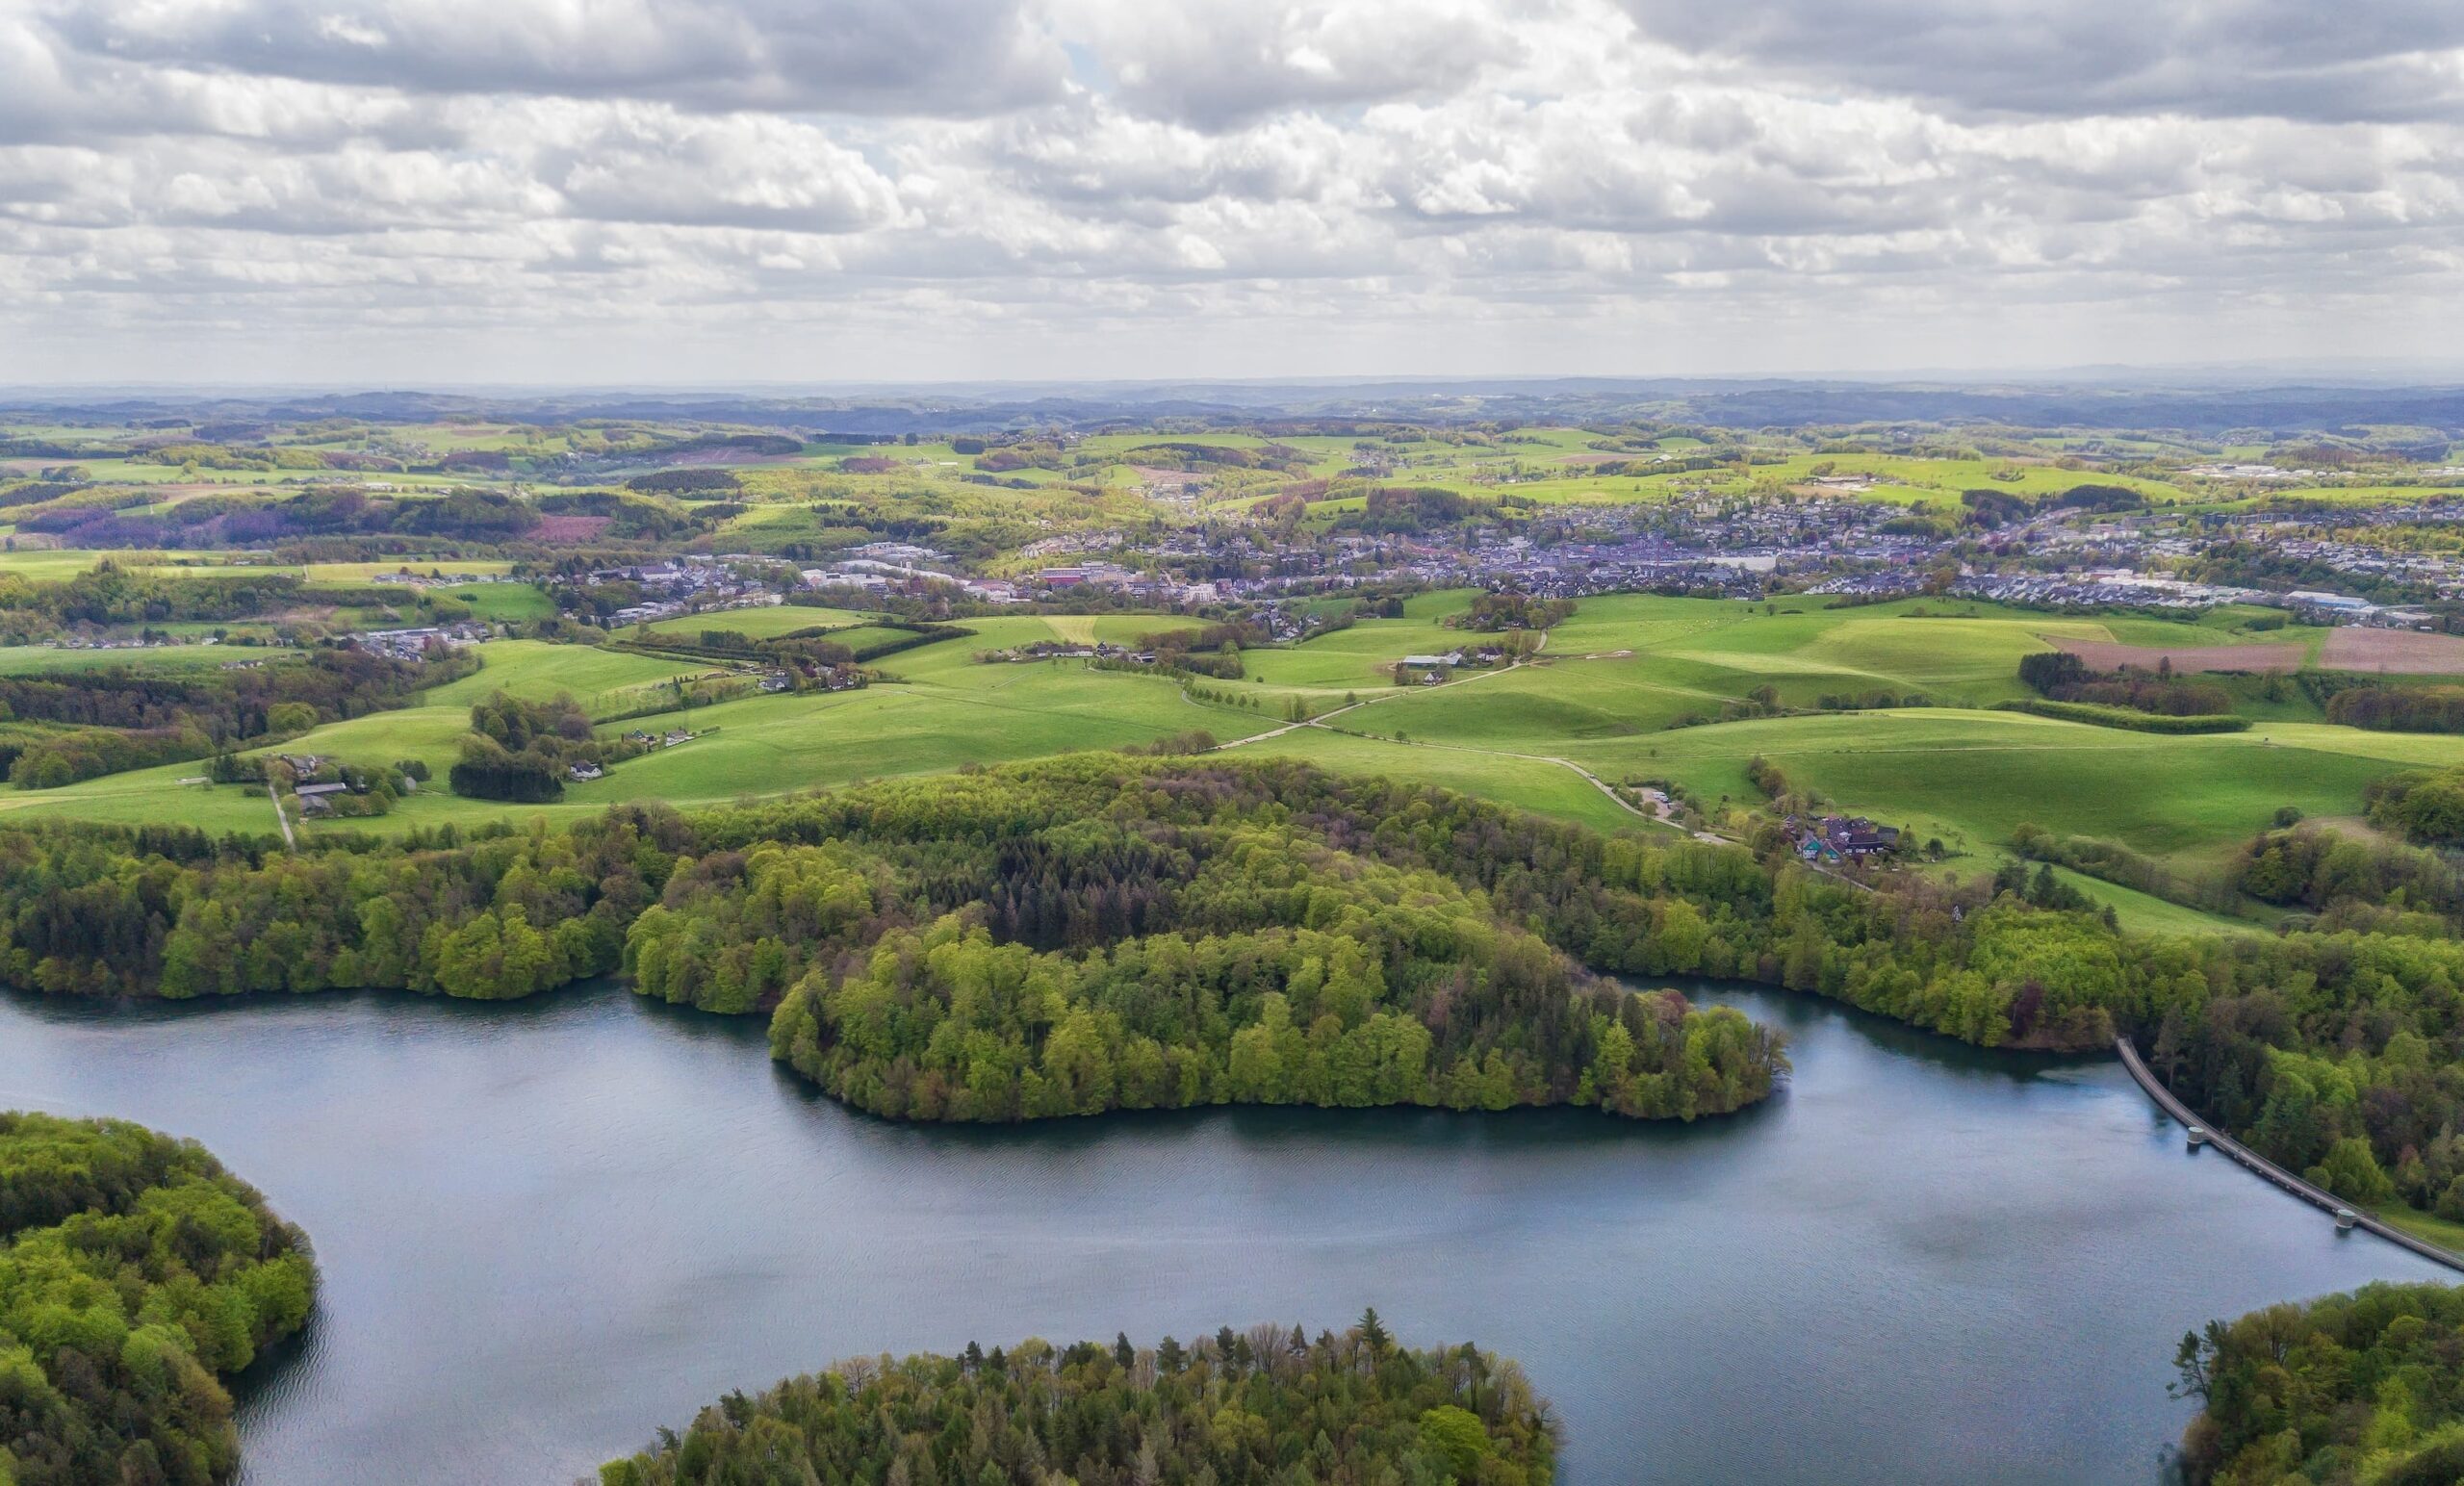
1227 725 1650 837
1240 591 1477 692
1566 709 2415 869
436 583 554 623
1335 596 2316 751
639 604 873 639
0 630 1245 836
422 641 718 708
6 592 2459 902
0 642 301 676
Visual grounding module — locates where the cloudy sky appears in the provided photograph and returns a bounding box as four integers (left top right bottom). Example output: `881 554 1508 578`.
4 0 2461 385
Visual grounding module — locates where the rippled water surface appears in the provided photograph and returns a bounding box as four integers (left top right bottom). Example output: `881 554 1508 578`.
0 982 2441 1484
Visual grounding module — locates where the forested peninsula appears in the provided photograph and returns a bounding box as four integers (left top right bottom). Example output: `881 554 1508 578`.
5 753 2464 1196
0 1112 317 1486
600 1315 1554 1486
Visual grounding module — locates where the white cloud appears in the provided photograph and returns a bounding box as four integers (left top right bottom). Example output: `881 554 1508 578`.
0 0 2460 380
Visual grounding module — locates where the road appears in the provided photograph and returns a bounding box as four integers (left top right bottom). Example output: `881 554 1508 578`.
1205 633 1714 841
2116 1035 2464 1273
267 781 295 850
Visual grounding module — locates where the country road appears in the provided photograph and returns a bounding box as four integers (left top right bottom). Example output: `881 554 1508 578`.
267 781 296 850
1206 630 1718 843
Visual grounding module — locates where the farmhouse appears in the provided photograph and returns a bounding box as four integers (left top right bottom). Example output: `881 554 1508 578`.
1785 814 1902 861
294 781 351 816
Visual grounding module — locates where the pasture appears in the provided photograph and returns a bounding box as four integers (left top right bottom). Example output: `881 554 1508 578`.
5 592 2455 920
0 643 298 676
638 605 873 639
1565 708 2409 873
421 640 721 710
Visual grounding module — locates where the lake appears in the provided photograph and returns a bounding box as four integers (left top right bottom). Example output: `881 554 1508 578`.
0 981 2441 1484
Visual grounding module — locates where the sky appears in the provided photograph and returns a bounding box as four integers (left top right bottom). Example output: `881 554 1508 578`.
3 0 2462 385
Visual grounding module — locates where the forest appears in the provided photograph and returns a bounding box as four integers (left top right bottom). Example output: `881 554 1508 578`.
2367 767 2464 849
2235 824 2464 928
0 649 473 789
639 759 1787 1120
8 754 2464 1170
449 691 621 803
0 1112 317 1486
2015 651 2236 717
0 489 544 554
0 565 310 634
2172 1281 2464 1484
600 1313 1554 1486
2326 683 2464 735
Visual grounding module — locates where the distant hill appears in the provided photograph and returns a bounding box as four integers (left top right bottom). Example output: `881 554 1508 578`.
5 375 2463 437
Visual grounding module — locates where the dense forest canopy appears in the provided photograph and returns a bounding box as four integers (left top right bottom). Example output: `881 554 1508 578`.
0 1112 316 1486
2174 1282 2464 1485
2015 650 2236 718
449 691 611 804
602 1315 1555 1486
0 649 472 790
2368 767 2464 850
3 753 2463 1184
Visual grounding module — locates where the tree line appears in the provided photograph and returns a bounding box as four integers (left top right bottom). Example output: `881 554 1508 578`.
449 691 648 803
0 649 474 789
2325 682 2464 734
602 1313 1555 1486
2015 650 2237 717
8 756 2464 1184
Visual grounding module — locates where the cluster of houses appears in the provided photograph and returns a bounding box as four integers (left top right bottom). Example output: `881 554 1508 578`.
599 557 779 627
2180 463 2326 482
1785 814 1902 863
370 570 516 588
43 633 198 653
351 622 488 659
571 727 700 782
985 640 1157 665
1945 571 2260 612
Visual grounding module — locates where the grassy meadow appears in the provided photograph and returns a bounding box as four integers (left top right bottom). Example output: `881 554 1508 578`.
0 574 2451 943
637 604 873 639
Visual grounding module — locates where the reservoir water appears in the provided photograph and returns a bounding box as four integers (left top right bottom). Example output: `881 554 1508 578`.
0 981 2442 1484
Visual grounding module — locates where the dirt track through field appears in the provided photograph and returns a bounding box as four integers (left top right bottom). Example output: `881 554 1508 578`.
2051 638 2305 674
2321 628 2464 675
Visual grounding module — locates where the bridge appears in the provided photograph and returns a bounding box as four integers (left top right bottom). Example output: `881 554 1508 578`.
2115 1037 2464 1275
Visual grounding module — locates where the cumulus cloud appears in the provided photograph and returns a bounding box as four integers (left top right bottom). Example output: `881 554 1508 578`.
1615 0 2464 125
1046 0 1520 129
41 0 1070 115
0 0 2459 380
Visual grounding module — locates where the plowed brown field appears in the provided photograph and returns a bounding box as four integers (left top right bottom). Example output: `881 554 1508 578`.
2322 628 2464 674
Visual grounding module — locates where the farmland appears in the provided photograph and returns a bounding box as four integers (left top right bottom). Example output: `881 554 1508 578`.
8 587 2454 918
3 396 2461 944
638 604 871 639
